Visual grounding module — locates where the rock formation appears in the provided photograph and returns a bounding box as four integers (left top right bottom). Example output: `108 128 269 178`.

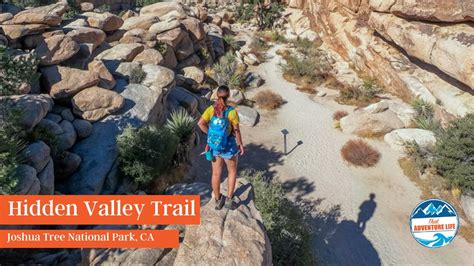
285 0 474 118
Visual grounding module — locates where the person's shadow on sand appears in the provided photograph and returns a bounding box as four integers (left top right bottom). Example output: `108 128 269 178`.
357 193 377 232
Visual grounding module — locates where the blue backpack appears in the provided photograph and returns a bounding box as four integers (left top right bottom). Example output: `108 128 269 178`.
207 107 234 152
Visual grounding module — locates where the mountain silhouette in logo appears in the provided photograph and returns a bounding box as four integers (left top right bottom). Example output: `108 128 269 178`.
412 202 456 218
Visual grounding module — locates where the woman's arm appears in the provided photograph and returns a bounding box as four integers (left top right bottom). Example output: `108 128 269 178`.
232 123 245 155
197 118 209 134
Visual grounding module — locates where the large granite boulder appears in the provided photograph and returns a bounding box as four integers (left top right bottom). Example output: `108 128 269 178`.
174 179 272 265
82 180 271 264
181 17 206 42
63 80 172 194
8 94 53 130
88 60 116 89
35 35 80 65
65 27 106 50
132 49 164 65
11 2 67 26
83 12 123 32
54 151 81 180
24 30 64 49
369 0 474 22
15 164 40 195
369 12 474 89
384 128 437 152
37 158 54 195
141 64 175 89
1 24 49 40
71 86 125 122
148 19 181 35
156 27 186 48
139 2 188 18
120 15 160 30
340 100 415 137
167 86 200 115
41 65 100 100
236 105 259 127
24 141 51 173
96 43 144 62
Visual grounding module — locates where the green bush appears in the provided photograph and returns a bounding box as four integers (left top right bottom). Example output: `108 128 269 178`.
117 125 178 187
129 67 146 84
7 0 54 8
0 45 40 96
434 114 474 191
0 45 39 195
235 4 254 23
210 52 243 90
243 170 315 265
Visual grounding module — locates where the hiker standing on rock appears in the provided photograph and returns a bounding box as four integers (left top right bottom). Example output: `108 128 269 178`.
198 85 245 210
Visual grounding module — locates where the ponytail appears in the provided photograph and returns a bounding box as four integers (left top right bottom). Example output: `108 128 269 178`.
214 85 230 118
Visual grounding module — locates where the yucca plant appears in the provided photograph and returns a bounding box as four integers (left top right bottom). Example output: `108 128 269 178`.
165 108 196 144
210 52 243 90
165 109 196 164
411 98 438 130
223 35 239 51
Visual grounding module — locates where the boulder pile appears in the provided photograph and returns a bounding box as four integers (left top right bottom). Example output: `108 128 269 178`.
0 1 237 195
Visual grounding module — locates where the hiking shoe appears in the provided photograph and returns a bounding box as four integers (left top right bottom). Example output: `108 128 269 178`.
215 194 225 210
225 197 239 210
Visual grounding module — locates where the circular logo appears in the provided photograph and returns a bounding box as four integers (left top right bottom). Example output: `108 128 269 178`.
409 199 459 248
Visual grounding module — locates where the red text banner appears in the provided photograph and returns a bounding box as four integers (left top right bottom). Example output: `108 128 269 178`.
0 195 200 225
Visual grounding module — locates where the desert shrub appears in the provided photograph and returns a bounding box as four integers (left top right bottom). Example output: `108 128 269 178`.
117 125 178 187
7 0 54 8
296 86 317 94
433 114 474 191
210 52 243 90
235 4 254 22
136 0 162 7
341 139 380 167
249 37 269 62
165 108 196 164
337 78 382 106
0 45 40 96
292 38 316 55
129 67 146 84
255 2 284 30
0 45 39 194
281 54 328 82
62 0 81 19
154 41 167 55
253 90 284 110
333 110 348 121
223 35 239 51
243 170 314 265
269 31 287 43
410 98 438 130
403 141 433 173
360 78 382 98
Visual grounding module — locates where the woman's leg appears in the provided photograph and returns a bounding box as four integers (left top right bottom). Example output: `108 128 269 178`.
211 156 224 199
224 155 238 199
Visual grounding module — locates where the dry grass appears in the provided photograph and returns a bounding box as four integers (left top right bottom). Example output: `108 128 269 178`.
333 110 348 121
296 86 317 94
341 139 380 167
253 90 284 110
151 165 188 194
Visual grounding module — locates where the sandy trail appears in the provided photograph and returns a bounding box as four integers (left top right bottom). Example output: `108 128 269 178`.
188 45 474 264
